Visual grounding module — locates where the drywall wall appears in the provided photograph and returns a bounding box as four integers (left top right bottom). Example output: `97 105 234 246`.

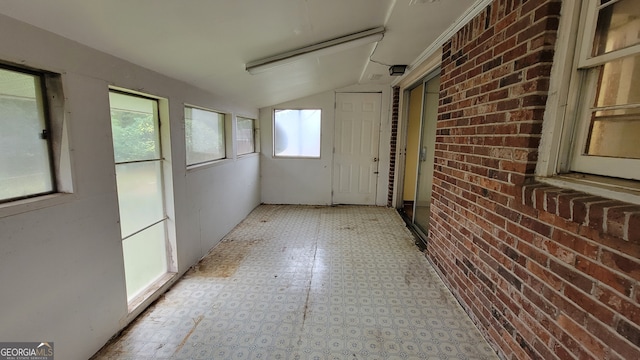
0 13 259 360
260 85 391 206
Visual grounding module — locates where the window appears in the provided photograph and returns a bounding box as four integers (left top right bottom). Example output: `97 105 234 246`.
273 109 321 158
110 91 172 304
568 0 640 181
0 66 55 202
237 116 256 155
185 106 226 166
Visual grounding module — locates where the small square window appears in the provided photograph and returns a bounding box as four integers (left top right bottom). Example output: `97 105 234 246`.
185 106 226 166
236 116 256 155
0 66 55 202
273 109 321 158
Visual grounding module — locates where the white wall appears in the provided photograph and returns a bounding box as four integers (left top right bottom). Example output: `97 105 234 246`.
0 14 260 360
260 85 391 206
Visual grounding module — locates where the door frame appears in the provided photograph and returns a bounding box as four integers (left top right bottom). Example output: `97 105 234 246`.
331 91 383 205
395 69 441 245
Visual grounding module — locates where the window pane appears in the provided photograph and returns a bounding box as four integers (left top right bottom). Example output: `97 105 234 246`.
115 161 165 238
595 54 640 107
237 117 255 155
587 108 640 159
122 222 168 301
185 107 225 165
593 0 640 56
274 109 321 158
0 68 53 201
586 54 640 159
109 92 160 163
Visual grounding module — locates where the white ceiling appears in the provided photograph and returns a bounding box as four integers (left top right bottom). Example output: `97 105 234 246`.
0 0 476 108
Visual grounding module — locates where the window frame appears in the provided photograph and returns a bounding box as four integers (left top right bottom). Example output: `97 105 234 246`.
272 108 322 159
236 116 257 156
567 0 640 180
184 104 227 167
537 0 640 203
0 63 61 204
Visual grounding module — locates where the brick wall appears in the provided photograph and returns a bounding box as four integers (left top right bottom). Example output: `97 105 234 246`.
428 0 640 359
389 86 400 207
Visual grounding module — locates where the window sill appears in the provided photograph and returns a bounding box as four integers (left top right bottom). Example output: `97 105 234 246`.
272 156 322 160
537 174 640 205
521 175 640 244
186 158 231 172
237 152 259 159
0 192 76 219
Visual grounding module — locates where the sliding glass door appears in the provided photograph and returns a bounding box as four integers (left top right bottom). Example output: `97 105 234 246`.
400 72 440 244
413 74 440 234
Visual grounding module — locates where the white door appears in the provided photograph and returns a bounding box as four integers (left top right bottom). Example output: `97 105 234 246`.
332 92 382 205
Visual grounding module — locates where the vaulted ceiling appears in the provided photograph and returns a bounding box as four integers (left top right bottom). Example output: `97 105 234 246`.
0 0 477 108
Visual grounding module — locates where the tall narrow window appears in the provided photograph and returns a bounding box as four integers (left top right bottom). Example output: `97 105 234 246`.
273 109 321 158
237 116 255 155
110 91 170 304
185 106 226 166
0 66 54 202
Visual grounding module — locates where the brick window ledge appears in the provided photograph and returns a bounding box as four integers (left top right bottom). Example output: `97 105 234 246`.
520 182 640 244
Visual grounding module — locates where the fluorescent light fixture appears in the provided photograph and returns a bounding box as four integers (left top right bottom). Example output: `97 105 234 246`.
246 27 385 75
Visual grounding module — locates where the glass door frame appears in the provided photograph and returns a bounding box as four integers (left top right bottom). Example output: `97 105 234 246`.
398 69 440 247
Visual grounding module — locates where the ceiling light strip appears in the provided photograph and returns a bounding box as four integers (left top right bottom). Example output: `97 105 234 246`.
246 27 385 74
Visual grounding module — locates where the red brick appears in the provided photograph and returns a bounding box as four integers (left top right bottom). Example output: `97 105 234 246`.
617 318 640 349
523 284 557 317
555 192 585 220
572 196 605 225
527 260 563 291
600 249 640 282
519 216 553 238
533 1 562 21
539 211 579 234
605 205 640 240
526 63 553 80
588 201 620 231
544 286 587 325
585 316 640 360
575 256 633 297
563 283 615 325
532 338 555 360
542 239 575 265
549 259 594 293
557 314 607 360
594 285 640 327
629 212 640 244
551 229 599 260
496 98 520 111
552 341 576 360
522 94 548 107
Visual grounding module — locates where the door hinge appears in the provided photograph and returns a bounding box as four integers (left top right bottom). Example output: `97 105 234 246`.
40 129 49 140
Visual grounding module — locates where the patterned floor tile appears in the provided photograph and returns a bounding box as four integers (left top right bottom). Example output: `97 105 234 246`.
91 205 497 360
